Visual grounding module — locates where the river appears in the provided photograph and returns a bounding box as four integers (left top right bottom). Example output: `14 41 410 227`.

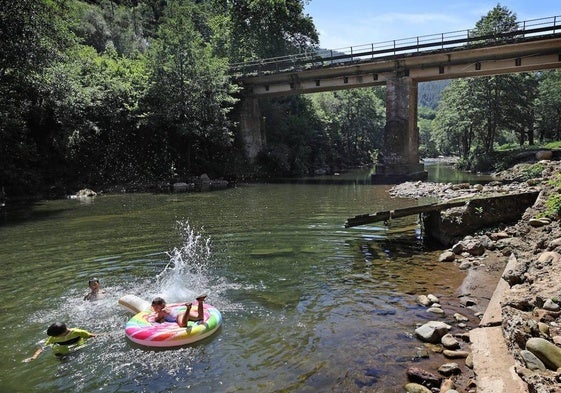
0 163 490 392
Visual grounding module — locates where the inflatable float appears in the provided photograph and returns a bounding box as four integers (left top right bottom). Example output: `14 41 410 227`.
119 294 222 348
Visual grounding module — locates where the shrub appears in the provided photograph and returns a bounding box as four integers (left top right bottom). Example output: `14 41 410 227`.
545 193 561 218
521 163 544 181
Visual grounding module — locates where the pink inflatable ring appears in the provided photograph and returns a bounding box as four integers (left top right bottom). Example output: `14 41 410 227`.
124 301 222 347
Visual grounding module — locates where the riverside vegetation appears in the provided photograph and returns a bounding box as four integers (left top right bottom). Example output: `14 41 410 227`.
2 2 561 201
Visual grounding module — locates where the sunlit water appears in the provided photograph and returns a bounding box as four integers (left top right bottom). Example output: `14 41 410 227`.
0 166 487 392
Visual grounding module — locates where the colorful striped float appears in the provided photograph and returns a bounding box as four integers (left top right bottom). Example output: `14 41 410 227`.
119 295 222 348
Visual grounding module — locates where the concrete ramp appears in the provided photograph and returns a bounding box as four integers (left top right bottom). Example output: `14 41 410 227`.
470 326 528 393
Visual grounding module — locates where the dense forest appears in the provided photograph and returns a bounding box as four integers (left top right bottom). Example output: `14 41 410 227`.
1 1 561 198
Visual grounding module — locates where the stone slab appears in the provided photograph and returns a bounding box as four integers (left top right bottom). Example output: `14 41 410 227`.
470 326 528 393
479 255 518 327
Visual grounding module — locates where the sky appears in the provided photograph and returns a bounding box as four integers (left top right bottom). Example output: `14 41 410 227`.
303 1 561 50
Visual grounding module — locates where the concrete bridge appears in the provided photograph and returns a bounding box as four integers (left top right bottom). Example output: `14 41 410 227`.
231 15 561 183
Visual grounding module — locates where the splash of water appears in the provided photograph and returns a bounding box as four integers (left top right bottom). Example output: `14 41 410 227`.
154 221 212 302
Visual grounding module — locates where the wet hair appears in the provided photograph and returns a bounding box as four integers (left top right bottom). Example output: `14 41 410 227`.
151 297 166 306
47 322 67 337
88 277 99 285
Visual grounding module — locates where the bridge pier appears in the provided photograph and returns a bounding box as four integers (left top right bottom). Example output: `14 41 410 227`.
372 76 427 184
238 97 265 160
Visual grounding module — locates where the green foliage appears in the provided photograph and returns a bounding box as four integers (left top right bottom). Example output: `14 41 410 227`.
418 107 439 157
535 70 561 142
545 194 561 218
520 163 544 181
227 0 318 61
418 80 450 109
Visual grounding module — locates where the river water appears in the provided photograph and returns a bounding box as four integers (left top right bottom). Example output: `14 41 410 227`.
0 164 489 392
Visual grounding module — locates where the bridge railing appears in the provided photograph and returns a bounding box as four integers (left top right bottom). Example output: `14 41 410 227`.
230 15 560 76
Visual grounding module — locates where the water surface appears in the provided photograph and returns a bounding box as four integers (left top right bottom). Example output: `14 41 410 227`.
0 170 480 392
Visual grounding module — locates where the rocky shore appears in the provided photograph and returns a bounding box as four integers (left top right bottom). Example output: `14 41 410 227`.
390 160 561 393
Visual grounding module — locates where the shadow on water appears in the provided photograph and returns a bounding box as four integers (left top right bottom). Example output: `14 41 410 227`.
264 160 493 186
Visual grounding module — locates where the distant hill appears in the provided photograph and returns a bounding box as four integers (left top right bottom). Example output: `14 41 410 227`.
418 80 450 109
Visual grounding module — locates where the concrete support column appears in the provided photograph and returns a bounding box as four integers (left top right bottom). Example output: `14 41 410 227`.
372 76 427 183
238 97 264 160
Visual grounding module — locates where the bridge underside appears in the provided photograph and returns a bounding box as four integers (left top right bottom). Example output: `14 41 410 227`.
237 36 561 183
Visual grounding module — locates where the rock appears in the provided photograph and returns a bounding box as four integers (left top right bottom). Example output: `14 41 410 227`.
406 366 442 389
538 322 550 335
412 347 430 360
459 297 477 307
441 333 460 349
416 295 431 307
520 349 547 371
502 253 527 286
458 261 472 270
172 182 189 192
453 313 469 322
438 362 461 376
415 321 452 343
548 237 561 250
452 238 486 256
535 150 552 160
404 383 432 393
537 251 561 265
465 353 473 368
439 251 456 262
75 188 97 197
489 231 509 241
440 378 455 392
526 337 561 370
529 218 547 227
427 294 440 303
425 343 444 353
543 299 560 312
427 307 445 316
443 349 469 359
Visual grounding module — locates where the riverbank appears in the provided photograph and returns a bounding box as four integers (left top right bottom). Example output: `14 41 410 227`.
391 159 561 392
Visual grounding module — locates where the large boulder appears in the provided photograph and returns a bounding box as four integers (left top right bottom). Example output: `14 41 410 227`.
526 337 561 370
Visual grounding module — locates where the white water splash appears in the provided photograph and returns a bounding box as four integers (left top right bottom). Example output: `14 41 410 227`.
154 221 213 302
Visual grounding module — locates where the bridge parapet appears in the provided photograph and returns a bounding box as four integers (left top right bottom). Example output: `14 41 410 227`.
230 15 561 77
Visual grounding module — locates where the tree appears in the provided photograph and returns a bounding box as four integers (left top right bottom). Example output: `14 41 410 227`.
535 70 561 142
227 0 319 61
0 0 77 194
471 3 518 38
143 0 238 177
431 4 539 170
311 88 385 168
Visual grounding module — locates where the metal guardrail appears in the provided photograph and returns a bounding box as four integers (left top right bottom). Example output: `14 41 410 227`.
230 15 560 76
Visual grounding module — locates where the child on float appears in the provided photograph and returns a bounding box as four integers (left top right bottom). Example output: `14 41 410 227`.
23 322 97 362
150 294 207 326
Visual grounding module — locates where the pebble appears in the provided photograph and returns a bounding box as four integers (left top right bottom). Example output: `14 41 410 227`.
443 349 470 359
427 294 439 303
427 307 445 315
453 312 469 322
438 362 461 376
404 383 431 393
416 294 431 307
543 299 560 312
441 333 460 349
520 349 546 371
